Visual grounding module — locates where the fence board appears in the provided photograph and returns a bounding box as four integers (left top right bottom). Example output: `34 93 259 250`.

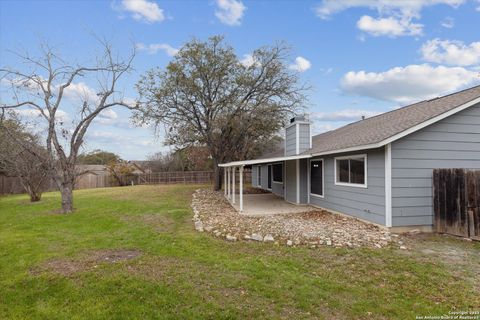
1 170 252 195
433 168 480 240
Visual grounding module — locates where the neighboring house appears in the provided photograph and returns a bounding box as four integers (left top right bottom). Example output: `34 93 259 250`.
220 85 480 231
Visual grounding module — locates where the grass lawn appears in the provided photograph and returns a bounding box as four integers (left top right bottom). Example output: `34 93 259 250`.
0 185 479 319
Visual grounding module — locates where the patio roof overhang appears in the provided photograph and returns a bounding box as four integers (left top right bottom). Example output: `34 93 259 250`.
219 154 312 167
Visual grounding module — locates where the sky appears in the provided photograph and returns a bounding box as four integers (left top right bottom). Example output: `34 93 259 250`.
1 0 480 160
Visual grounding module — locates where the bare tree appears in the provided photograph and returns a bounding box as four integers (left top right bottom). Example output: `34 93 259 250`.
133 36 307 190
0 41 135 213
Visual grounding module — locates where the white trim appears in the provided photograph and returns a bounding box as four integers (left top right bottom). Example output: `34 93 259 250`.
309 158 324 198
224 168 227 196
227 167 231 199
284 126 287 157
267 164 272 191
296 159 300 204
385 144 392 228
309 124 312 149
232 167 237 203
295 123 300 155
334 154 368 188
219 154 311 167
239 165 244 212
272 162 284 184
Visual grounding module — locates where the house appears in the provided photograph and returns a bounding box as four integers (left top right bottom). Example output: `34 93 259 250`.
219 85 480 232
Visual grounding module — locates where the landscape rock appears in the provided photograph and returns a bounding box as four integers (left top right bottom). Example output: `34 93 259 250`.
251 233 263 241
226 235 237 242
194 220 204 232
263 234 274 242
191 189 402 249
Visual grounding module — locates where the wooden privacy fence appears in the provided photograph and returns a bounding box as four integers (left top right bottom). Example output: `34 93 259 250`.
433 169 480 240
1 170 252 194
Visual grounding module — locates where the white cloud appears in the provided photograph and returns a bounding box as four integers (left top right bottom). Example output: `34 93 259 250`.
440 16 455 28
15 108 69 123
215 0 246 26
420 39 480 66
315 0 465 37
311 122 340 134
136 43 178 56
315 0 465 19
357 15 423 37
311 109 381 122
121 0 165 23
289 56 312 72
239 54 258 67
341 64 480 103
64 82 98 103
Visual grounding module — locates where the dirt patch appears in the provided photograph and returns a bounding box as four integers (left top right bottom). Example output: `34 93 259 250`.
398 233 480 294
32 249 142 276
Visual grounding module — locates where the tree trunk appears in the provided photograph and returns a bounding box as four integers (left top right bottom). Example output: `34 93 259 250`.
60 182 74 213
213 162 222 191
29 191 42 202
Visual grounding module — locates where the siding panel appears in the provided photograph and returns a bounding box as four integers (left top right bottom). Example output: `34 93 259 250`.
391 103 480 227
309 148 386 225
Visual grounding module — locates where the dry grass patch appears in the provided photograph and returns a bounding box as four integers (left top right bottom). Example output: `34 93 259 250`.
32 249 142 277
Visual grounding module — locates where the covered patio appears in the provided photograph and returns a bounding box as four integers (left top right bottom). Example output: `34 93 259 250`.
222 163 314 216
220 154 311 213
230 193 313 216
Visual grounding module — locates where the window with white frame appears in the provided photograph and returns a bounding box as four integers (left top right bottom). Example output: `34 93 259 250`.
310 159 324 196
257 165 262 186
335 154 367 187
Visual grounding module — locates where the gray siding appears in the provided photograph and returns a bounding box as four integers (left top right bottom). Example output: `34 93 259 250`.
252 163 285 198
251 165 257 187
284 159 309 204
391 102 480 227
309 148 386 225
285 126 296 156
299 123 311 154
285 160 297 203
285 123 311 156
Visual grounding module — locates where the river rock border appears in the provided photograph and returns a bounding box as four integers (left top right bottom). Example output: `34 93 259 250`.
191 189 406 249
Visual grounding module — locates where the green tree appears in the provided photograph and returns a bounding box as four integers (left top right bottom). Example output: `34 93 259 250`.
133 36 306 190
78 149 121 165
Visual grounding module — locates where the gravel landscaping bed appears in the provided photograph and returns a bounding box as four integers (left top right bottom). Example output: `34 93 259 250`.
192 189 406 249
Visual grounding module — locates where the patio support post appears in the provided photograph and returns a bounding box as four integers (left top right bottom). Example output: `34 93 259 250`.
239 165 243 212
224 167 227 196
232 167 236 203
227 167 231 200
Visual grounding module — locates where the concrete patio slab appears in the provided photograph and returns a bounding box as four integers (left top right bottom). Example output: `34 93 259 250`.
230 193 314 216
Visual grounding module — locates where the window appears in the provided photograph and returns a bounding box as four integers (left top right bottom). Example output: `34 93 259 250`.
335 155 367 187
257 165 262 186
272 163 283 183
310 159 324 197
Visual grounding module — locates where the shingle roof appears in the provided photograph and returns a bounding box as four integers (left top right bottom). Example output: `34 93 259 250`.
301 85 480 155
